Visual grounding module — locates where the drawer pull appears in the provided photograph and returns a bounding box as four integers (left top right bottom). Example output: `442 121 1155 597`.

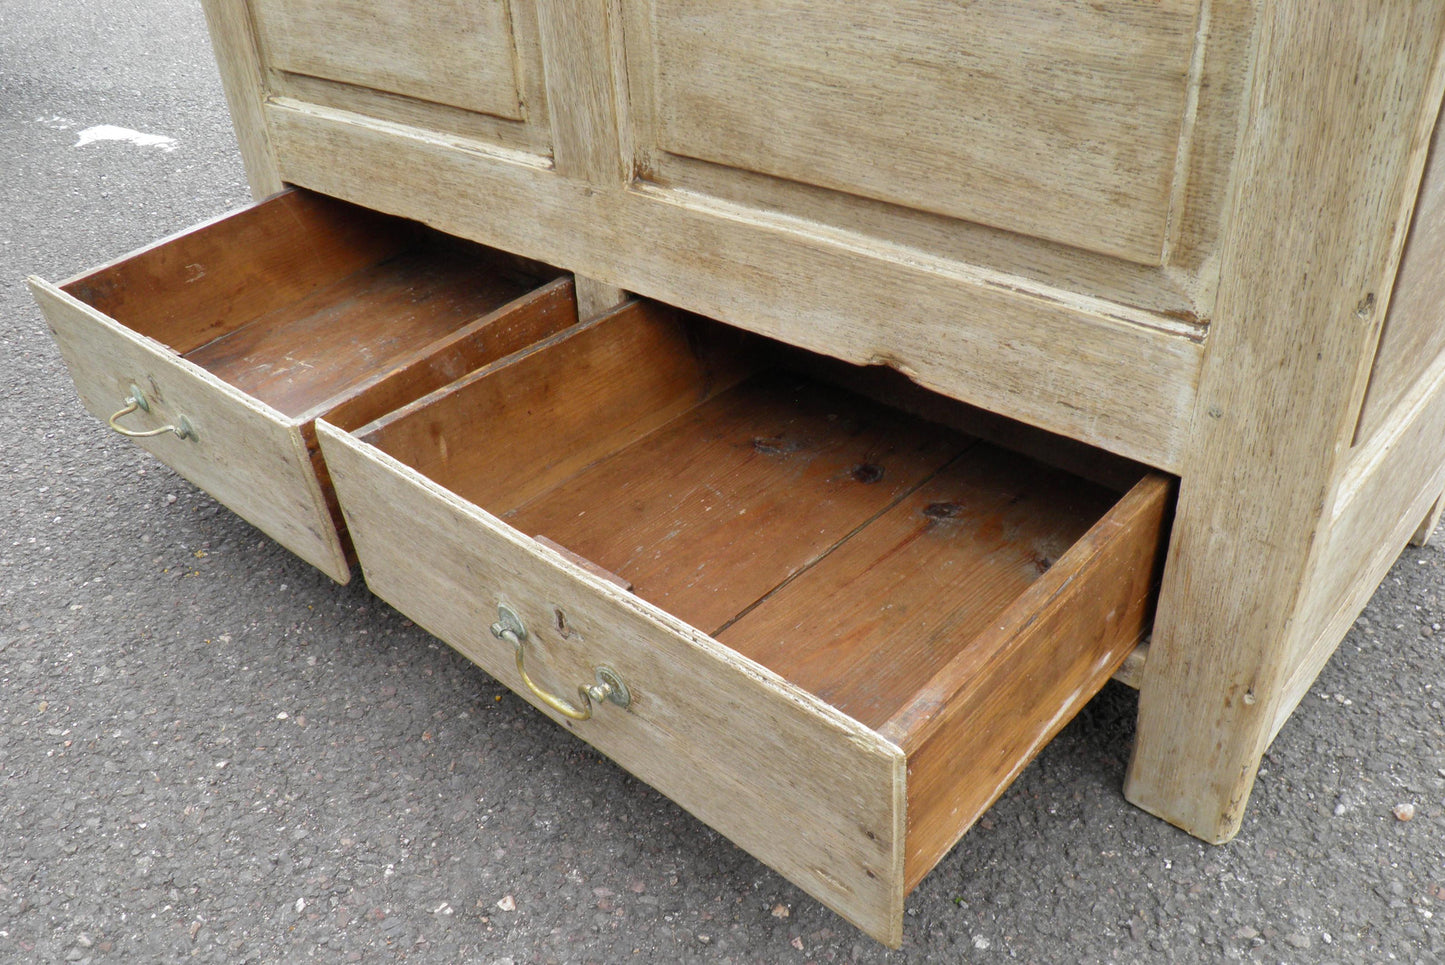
108 385 198 441
489 604 631 720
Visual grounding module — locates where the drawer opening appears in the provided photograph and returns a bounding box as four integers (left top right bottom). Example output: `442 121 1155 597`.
327 297 1172 930
35 188 581 583
58 189 568 424
354 299 1168 716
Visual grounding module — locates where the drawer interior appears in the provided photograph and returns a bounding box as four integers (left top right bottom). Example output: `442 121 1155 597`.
60 190 565 423
354 302 1149 732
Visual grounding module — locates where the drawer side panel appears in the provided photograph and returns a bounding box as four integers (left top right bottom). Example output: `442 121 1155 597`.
30 278 350 583
317 421 907 945
887 473 1171 891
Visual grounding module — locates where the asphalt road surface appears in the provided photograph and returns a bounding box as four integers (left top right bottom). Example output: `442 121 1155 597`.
3 2 1444 962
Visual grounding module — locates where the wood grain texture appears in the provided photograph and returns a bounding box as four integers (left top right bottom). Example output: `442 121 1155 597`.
182 245 538 418
722 445 1117 730
264 101 1204 471
1355 115 1445 446
266 71 550 158
890 473 1169 890
30 277 350 583
534 0 626 183
1127 2 1445 844
199 0 282 198
626 0 1201 264
35 189 574 587
322 304 1174 931
572 275 626 321
531 536 633 591
251 0 525 120
320 277 577 431
784 352 1151 494
362 301 749 513
62 190 403 356
1284 347 1445 741
1112 642 1150 690
1161 0 1256 295
507 372 967 636
315 419 908 945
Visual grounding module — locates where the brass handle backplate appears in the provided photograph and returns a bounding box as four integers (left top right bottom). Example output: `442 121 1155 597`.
490 604 630 720
108 384 197 441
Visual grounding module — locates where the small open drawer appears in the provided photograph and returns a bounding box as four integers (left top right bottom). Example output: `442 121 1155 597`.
27 190 577 582
315 301 1172 944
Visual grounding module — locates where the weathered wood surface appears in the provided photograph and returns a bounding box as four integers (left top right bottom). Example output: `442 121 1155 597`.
30 276 350 583
889 473 1169 890
572 276 626 321
199 0 282 198
1355 115 1445 446
181 0 1445 898
625 0 1201 264
1412 493 1445 548
266 70 549 158
723 445 1116 730
534 0 625 184
1112 641 1150 690
250 0 526 120
184 245 536 418
316 418 908 945
1283 346 1445 742
1127 2 1445 844
265 102 1204 471
508 372 964 635
34 189 581 586
62 191 402 356
321 302 1174 935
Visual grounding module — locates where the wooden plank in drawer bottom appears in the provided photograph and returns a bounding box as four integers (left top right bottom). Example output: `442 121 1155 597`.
315 301 1171 944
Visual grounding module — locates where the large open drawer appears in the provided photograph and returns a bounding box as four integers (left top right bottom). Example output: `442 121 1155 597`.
27 190 576 582
315 300 1172 943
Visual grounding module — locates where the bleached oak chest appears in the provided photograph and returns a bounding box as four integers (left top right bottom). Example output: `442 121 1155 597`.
28 0 1445 945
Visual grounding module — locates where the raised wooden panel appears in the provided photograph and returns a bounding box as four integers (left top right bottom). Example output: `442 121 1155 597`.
1355 114 1445 445
252 0 526 121
625 0 1203 264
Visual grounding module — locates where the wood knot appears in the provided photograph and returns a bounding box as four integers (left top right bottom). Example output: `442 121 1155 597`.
851 463 884 484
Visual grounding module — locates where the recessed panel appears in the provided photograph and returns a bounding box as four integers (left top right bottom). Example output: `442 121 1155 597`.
254 0 525 120
634 0 1202 264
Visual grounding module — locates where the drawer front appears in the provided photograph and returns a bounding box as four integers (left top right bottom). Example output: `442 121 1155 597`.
316 421 909 945
30 278 349 582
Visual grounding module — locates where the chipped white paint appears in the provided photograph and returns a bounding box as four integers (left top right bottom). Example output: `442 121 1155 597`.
75 125 177 152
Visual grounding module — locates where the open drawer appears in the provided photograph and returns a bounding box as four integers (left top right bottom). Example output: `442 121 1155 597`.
315 300 1172 943
27 190 577 582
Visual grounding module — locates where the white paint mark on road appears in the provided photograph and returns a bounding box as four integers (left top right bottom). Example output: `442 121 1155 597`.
75 124 177 152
